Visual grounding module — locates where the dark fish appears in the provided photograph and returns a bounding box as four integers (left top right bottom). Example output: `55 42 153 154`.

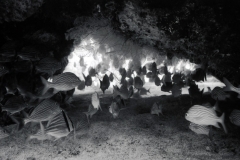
24 99 61 124
127 77 133 86
142 66 147 75
88 67 97 77
154 76 161 86
109 73 114 82
126 69 133 78
210 87 230 101
162 72 172 86
18 47 40 61
79 57 84 66
0 65 9 77
13 60 32 72
161 82 173 92
128 86 134 98
41 72 81 95
151 62 157 76
0 45 15 57
191 68 207 82
109 102 120 118
136 67 142 75
188 84 204 99
133 76 143 90
146 72 154 78
119 68 127 77
45 110 74 140
99 74 110 93
171 84 182 97
0 56 14 63
151 102 163 116
35 57 61 76
172 72 184 84
113 84 130 100
77 81 85 90
84 104 98 123
82 73 92 87
139 88 150 95
185 105 227 133
2 96 28 114
229 110 240 126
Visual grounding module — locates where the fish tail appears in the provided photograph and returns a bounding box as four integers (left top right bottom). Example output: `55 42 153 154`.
40 76 49 95
219 112 228 134
223 77 235 92
148 88 151 93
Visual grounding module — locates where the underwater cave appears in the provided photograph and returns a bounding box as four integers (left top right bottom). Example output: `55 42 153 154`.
0 0 240 159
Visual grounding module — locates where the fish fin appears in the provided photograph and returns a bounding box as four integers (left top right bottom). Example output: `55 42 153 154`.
83 112 90 124
207 87 211 92
53 88 59 94
99 105 102 111
148 88 151 93
40 76 49 95
40 121 45 137
223 77 235 92
82 73 86 80
219 112 228 134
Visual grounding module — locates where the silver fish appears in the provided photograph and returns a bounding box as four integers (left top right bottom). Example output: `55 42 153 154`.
2 96 27 114
185 105 227 133
24 99 61 125
229 110 240 126
91 92 101 110
36 57 61 76
40 72 81 95
84 104 98 123
189 123 212 137
45 111 74 140
223 77 240 98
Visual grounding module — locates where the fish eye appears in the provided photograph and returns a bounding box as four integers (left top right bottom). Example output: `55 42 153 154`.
185 113 188 117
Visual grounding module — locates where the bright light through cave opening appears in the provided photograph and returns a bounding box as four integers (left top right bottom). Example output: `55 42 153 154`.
63 36 225 96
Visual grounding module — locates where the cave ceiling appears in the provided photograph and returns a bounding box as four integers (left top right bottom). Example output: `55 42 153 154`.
0 0 240 84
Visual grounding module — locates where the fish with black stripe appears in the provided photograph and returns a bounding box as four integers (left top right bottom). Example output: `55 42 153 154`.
40 72 81 95
44 110 74 141
185 105 227 133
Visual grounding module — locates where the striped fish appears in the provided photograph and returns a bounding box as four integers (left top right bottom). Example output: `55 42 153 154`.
36 57 61 76
189 123 211 136
109 102 120 118
24 99 61 125
185 105 227 133
40 72 81 95
0 65 9 77
151 102 163 116
229 110 240 126
2 96 27 114
0 127 9 140
84 104 98 123
18 46 40 61
223 77 240 98
210 87 230 101
91 92 101 110
45 110 74 140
